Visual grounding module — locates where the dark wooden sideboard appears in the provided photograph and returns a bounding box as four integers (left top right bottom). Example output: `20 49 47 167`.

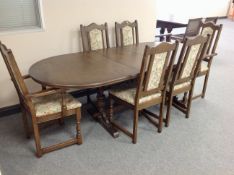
156 20 187 41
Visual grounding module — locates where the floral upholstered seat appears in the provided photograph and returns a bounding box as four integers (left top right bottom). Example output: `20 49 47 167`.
201 26 214 37
174 82 191 91
191 21 223 100
32 94 82 117
200 62 209 72
0 41 83 157
80 23 109 52
89 29 103 50
110 88 161 105
110 51 167 105
122 26 134 46
180 44 201 78
169 43 200 91
197 26 214 74
167 43 201 93
165 35 209 127
115 20 139 47
109 42 179 143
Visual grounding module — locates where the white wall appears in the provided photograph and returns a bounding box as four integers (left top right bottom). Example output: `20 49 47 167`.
156 0 230 23
0 0 156 108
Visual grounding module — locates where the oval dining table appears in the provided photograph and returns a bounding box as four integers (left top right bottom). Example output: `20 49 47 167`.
29 42 156 138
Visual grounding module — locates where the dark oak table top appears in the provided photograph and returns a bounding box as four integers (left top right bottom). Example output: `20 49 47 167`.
29 42 157 89
29 42 161 138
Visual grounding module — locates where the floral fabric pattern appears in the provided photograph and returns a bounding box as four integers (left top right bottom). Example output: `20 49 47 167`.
181 44 201 78
32 94 82 117
89 29 103 50
200 61 209 72
147 52 167 90
201 27 214 37
122 26 134 46
202 26 214 54
174 82 191 91
110 88 161 105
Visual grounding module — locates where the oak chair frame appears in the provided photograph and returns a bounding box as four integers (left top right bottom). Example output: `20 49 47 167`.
115 20 139 47
165 35 210 127
193 22 223 100
109 42 179 143
80 22 110 103
80 22 110 52
0 42 82 157
171 18 203 42
204 17 218 24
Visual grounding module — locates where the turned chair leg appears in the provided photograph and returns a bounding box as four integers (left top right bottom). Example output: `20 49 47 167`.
186 90 194 118
21 107 31 139
165 94 173 127
32 122 42 157
87 89 92 104
58 118 65 125
87 94 91 104
132 109 139 144
158 102 164 133
108 98 113 122
182 92 188 103
76 110 83 145
201 73 210 99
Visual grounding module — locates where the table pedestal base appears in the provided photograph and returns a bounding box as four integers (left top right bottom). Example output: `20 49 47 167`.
87 88 119 138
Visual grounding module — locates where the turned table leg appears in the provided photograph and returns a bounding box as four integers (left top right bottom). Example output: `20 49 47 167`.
88 87 119 138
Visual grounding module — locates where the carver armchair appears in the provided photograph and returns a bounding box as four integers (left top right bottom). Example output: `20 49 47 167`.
0 42 82 157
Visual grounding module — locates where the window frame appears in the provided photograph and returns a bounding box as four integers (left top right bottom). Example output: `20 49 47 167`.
0 0 45 35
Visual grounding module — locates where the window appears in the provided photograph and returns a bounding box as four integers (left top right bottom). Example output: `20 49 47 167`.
0 0 43 33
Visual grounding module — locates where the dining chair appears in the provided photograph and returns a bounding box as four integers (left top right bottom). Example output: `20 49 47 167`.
0 42 83 157
204 17 218 24
80 22 110 51
165 35 210 127
108 41 179 143
170 18 202 42
80 22 110 103
115 20 139 47
193 22 223 100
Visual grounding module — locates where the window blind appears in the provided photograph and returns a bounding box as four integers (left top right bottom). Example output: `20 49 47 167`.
0 0 41 31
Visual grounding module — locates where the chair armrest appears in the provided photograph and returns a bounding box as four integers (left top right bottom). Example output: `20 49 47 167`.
26 88 65 98
203 53 218 62
22 74 31 79
22 74 48 91
170 35 184 42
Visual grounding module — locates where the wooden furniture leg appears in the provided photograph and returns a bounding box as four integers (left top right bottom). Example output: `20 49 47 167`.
186 90 194 118
21 106 31 139
201 72 210 98
132 109 139 144
88 88 119 138
165 92 173 127
76 109 83 144
32 122 42 157
158 102 164 133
